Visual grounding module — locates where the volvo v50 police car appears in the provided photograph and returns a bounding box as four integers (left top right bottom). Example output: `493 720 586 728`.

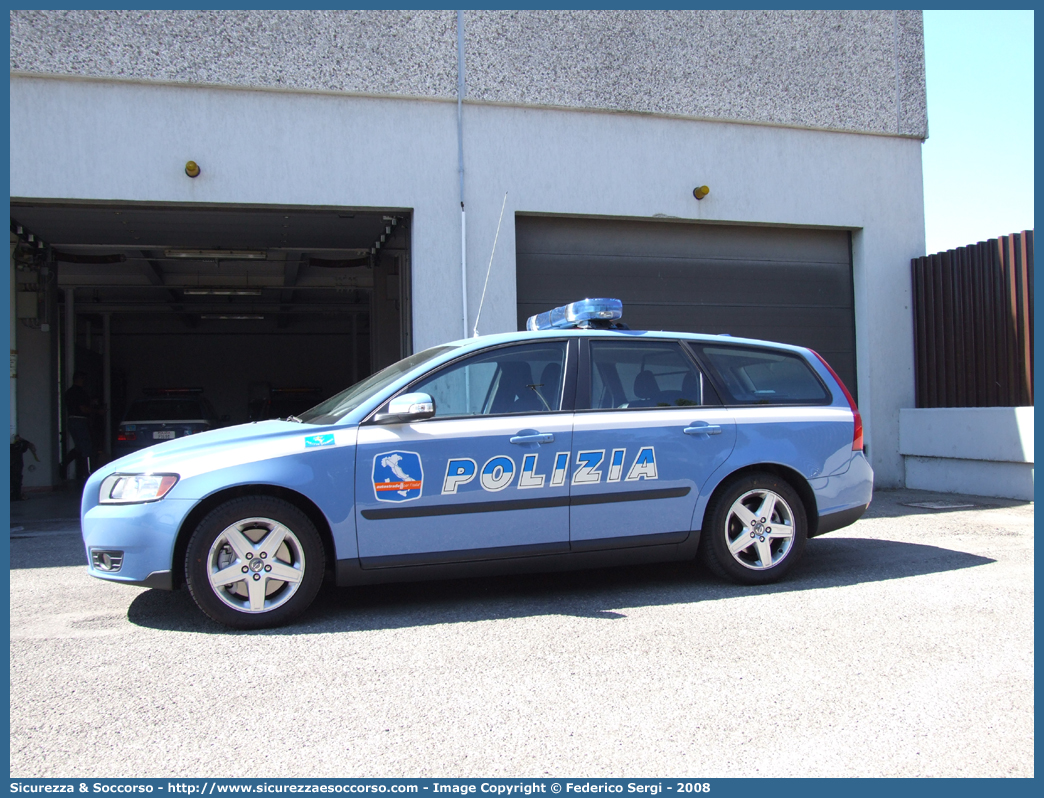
82 299 873 629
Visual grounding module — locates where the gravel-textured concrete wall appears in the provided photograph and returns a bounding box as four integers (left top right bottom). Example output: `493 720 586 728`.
10 9 927 138
465 10 926 138
9 10 459 99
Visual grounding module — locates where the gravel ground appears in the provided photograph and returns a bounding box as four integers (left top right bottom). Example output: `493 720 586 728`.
9 487 1034 778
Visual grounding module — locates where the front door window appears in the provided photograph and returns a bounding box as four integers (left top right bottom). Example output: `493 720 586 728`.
414 342 567 417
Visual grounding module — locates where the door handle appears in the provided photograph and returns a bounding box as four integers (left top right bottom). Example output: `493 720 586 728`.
684 424 722 436
510 432 555 445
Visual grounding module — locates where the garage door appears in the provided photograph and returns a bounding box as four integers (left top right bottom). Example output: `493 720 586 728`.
516 216 857 399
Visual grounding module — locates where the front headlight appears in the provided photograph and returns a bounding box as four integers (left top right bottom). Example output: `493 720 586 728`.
99 473 179 504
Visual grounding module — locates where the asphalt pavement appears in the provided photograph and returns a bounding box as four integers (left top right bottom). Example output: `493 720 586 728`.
8 486 1034 777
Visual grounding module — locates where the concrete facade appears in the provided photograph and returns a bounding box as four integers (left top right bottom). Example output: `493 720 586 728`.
11 10 927 137
900 407 1034 500
9 10 929 488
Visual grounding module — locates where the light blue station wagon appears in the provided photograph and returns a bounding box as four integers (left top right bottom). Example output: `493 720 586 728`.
82 299 873 628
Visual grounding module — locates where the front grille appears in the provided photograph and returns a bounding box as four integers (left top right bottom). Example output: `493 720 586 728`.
91 549 124 572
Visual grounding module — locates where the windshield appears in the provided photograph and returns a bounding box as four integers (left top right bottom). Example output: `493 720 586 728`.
297 345 459 425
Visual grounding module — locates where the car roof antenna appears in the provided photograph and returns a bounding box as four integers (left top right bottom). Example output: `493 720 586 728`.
472 191 508 338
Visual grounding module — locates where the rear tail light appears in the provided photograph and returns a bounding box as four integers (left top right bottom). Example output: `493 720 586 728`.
117 431 137 442
810 350 863 451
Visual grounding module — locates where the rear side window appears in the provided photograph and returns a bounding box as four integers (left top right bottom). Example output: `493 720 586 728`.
692 344 830 405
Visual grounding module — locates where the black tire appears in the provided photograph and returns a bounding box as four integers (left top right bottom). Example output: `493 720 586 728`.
185 496 325 629
699 473 808 585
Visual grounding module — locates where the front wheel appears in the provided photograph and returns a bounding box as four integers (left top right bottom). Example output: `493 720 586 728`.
185 496 326 629
700 473 807 585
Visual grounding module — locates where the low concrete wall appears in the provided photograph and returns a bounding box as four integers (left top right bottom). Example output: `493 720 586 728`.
899 407 1034 500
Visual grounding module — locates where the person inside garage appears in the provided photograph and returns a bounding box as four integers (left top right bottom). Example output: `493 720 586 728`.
10 433 39 501
60 370 101 482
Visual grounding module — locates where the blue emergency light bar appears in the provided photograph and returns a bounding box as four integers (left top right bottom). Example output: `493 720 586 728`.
526 298 623 331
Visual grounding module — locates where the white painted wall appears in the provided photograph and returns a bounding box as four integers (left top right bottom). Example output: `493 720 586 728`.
900 407 1034 463
904 458 1034 501
10 76 926 486
899 408 1034 501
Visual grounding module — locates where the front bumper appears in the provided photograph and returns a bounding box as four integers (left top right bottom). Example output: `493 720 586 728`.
82 498 195 588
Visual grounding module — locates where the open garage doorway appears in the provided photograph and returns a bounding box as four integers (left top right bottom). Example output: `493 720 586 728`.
10 201 412 475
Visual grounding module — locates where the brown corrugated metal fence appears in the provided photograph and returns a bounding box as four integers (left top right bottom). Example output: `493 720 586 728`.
912 231 1033 408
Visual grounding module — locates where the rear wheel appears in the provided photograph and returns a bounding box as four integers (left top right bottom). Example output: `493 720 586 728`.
700 473 807 585
185 496 325 629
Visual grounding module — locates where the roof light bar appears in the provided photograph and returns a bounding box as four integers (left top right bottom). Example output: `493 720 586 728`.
182 288 263 296
143 387 204 395
526 298 623 331
165 249 267 260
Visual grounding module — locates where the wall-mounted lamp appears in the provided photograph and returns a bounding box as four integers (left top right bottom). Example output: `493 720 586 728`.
693 185 710 200
185 160 201 178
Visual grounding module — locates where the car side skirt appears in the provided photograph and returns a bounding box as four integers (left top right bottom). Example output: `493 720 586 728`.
336 531 701 586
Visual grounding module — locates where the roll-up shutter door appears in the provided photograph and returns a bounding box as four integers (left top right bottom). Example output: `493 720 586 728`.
516 216 857 399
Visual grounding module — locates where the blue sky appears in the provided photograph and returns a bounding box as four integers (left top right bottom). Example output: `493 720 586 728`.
921 10 1035 254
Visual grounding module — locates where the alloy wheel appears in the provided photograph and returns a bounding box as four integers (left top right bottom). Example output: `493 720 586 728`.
723 489 796 570
206 516 307 613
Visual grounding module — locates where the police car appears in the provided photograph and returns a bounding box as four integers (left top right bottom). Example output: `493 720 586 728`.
81 299 873 629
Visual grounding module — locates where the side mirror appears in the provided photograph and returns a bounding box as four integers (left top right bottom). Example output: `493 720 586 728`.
373 392 436 424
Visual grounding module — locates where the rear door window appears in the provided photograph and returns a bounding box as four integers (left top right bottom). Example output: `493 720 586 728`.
690 344 830 405
586 340 716 410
